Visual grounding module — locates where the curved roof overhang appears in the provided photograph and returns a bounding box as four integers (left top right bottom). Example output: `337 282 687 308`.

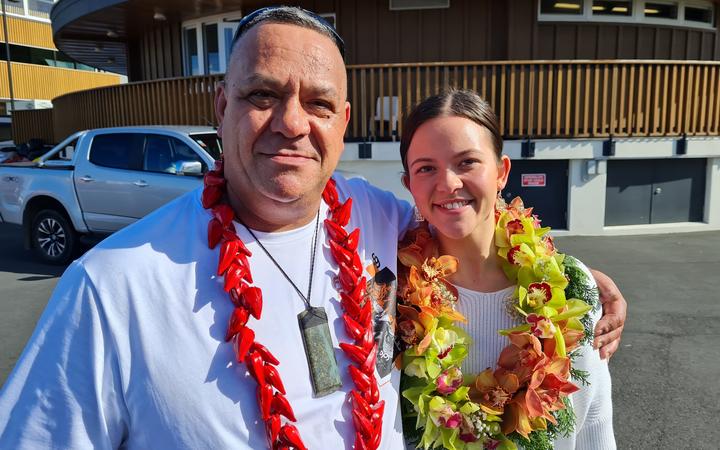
50 0 252 75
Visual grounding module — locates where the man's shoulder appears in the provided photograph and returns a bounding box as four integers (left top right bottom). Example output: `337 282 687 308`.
333 174 410 216
78 189 207 276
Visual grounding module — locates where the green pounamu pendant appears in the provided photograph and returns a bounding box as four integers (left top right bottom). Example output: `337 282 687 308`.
297 306 342 397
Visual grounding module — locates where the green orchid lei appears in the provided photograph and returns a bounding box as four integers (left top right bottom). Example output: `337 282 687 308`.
396 198 599 450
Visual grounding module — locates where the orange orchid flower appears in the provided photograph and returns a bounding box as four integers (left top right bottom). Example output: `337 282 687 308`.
497 332 548 383
398 225 437 268
397 304 437 347
473 368 520 416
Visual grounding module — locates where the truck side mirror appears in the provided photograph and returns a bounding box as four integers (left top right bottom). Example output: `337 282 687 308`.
176 160 203 176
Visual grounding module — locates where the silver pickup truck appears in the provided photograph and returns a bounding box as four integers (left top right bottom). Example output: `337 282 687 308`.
0 126 222 264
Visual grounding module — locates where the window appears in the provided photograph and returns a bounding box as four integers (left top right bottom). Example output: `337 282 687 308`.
685 4 714 24
389 0 449 10
182 13 241 75
593 0 633 16
45 138 78 161
223 26 235 64
184 28 200 76
539 0 714 28
172 138 207 173
89 134 144 170
3 0 56 21
190 133 222 161
27 0 53 20
0 44 97 71
644 2 679 19
541 0 584 15
203 24 221 74
144 135 176 173
4 1 26 16
143 135 207 174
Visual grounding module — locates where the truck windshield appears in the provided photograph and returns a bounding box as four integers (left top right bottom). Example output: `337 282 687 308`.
190 133 223 160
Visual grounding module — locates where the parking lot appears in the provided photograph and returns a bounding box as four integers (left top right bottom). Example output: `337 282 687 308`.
1 222 719 449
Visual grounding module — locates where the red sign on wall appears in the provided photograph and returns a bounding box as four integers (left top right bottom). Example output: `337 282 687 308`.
521 173 546 187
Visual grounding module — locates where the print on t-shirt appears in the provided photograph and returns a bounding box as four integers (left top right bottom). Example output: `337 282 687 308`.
365 254 397 378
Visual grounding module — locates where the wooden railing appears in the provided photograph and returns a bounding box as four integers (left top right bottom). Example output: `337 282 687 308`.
11 108 54 144
16 60 720 144
1 15 55 49
52 74 222 142
0 62 122 101
346 60 720 140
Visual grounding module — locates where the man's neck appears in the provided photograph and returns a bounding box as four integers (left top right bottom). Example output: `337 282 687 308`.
226 186 323 232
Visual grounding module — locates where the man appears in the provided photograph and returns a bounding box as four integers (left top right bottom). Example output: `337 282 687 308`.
0 7 625 449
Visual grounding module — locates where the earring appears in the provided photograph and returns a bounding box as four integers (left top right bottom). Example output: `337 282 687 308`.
496 190 506 209
413 206 425 222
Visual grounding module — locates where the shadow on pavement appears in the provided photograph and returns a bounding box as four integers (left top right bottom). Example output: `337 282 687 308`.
0 224 68 277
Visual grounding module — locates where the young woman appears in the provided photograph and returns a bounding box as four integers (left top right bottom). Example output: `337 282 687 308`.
397 90 615 449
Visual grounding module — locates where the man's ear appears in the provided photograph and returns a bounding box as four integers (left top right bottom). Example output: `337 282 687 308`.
214 82 227 137
344 101 351 127
401 173 410 190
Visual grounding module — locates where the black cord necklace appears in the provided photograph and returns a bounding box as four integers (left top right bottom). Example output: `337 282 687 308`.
244 210 320 311
242 210 342 397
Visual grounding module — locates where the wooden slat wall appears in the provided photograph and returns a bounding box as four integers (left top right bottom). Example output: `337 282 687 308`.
337 0 720 64
0 15 55 50
11 109 54 144
532 23 719 61
128 1 720 81
19 60 720 144
345 60 720 140
137 21 183 81
52 75 223 142
0 62 122 100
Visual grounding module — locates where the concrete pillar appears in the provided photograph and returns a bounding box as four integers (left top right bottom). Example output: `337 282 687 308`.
567 159 607 235
705 158 720 226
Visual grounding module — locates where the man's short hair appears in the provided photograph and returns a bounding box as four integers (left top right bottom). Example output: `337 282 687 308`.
229 6 345 59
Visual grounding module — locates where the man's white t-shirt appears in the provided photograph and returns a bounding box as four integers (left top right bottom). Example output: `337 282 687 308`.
0 175 413 449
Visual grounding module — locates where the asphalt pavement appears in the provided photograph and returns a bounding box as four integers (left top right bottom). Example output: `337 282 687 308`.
1 222 718 449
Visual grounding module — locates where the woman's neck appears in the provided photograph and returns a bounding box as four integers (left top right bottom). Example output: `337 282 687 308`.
436 226 512 293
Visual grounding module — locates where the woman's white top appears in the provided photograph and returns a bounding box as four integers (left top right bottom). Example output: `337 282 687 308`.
454 263 616 449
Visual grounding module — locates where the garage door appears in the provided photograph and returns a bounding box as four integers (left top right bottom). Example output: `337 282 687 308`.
503 160 568 229
605 158 706 226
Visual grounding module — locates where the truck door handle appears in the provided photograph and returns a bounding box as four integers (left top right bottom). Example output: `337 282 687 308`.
2 176 17 182
79 175 94 182
133 180 149 187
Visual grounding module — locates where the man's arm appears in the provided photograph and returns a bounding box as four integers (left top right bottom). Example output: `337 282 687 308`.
590 269 627 360
0 261 128 448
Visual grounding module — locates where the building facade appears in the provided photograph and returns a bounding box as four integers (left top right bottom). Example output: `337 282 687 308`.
27 0 720 234
0 0 123 141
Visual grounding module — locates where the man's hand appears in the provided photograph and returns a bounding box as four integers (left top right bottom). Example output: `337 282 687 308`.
590 269 627 360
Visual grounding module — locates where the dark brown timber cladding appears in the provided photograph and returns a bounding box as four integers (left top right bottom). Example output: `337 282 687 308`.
510 0 720 61
125 0 719 81
133 20 184 81
337 0 719 63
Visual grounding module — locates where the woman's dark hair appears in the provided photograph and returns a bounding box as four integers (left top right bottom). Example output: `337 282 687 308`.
399 89 503 173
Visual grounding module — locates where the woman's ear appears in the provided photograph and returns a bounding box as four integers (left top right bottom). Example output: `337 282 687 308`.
401 173 410 191
497 155 511 191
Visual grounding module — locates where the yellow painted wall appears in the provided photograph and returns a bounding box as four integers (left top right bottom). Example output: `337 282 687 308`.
0 62 123 100
0 15 55 50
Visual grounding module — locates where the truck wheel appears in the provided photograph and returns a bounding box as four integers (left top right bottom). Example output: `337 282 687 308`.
31 209 77 265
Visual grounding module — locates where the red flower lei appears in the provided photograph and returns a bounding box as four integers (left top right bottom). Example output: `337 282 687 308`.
202 160 384 450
